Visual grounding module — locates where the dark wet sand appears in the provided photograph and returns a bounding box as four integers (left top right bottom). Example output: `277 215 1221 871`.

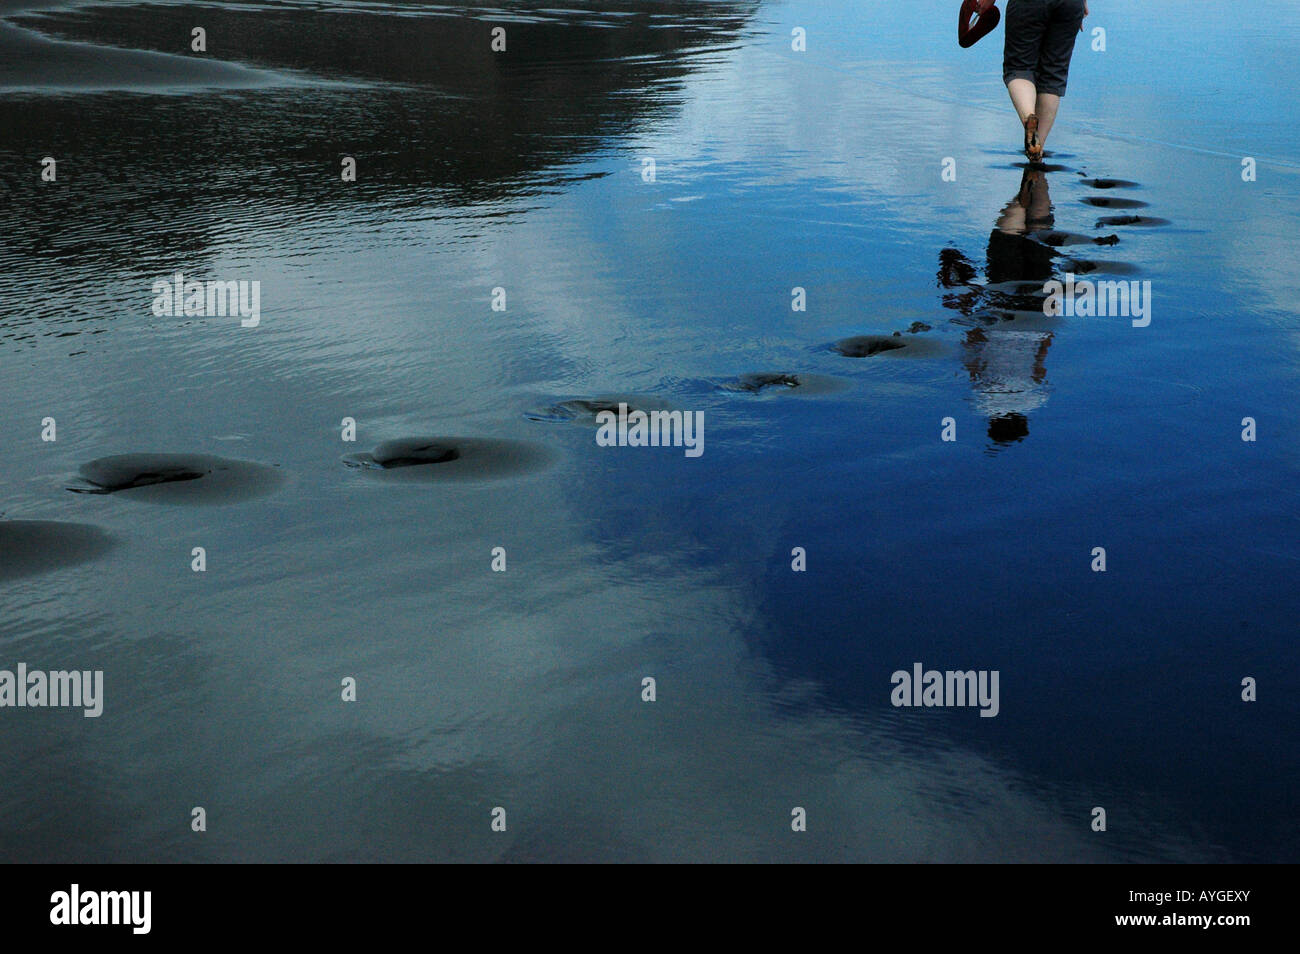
0 18 288 91
0 519 114 581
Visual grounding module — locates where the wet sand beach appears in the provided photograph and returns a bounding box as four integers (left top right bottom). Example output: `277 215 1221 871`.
1 0 1297 863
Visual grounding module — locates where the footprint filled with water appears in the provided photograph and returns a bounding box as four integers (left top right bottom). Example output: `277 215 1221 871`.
1079 178 1139 189
342 436 556 482
67 453 284 504
1033 229 1120 247
830 330 943 358
1095 214 1172 228
1081 196 1148 209
715 372 849 395
1069 258 1143 276
1007 161 1074 173
524 394 671 424
0 519 115 581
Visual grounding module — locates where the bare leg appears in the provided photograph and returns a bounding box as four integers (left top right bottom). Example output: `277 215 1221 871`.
996 188 1027 234
1007 79 1037 124
1034 93 1062 149
1008 79 1042 160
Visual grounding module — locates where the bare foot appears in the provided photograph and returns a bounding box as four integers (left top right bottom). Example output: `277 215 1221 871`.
1024 113 1043 163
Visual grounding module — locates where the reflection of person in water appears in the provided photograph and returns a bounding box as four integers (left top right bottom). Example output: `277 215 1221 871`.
987 166 1055 279
962 321 1053 446
940 168 1061 448
1003 0 1089 162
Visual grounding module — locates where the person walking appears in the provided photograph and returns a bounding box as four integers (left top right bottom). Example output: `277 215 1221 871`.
1003 0 1089 162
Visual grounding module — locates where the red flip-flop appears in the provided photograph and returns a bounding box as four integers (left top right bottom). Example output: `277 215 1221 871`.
958 0 1001 48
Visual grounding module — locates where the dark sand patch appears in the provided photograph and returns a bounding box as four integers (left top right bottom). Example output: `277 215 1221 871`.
0 519 114 581
0 18 292 91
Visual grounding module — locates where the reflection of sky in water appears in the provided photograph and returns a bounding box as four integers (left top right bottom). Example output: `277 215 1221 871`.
0 0 1296 861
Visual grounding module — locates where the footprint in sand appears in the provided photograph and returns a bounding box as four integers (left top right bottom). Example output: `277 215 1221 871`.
1010 162 1073 173
0 519 115 582
1033 229 1121 247
67 453 283 504
524 394 671 425
830 326 943 358
342 437 555 482
716 372 849 395
725 372 801 391
1081 196 1148 209
1095 214 1172 228
1077 174 1168 222
1068 259 1143 276
1079 178 1139 190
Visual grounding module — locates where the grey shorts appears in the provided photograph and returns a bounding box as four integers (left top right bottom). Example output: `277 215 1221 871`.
1003 0 1087 96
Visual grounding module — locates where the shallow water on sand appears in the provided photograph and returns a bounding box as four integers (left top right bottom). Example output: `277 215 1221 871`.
1 0 1297 862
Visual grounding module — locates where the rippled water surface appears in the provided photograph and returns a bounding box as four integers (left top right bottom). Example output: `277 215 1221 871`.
1 0 1298 862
